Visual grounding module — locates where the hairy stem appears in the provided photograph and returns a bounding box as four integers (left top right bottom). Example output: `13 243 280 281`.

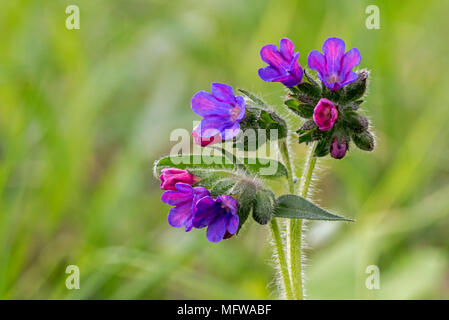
278 138 294 192
269 219 293 300
277 138 298 300
290 141 318 299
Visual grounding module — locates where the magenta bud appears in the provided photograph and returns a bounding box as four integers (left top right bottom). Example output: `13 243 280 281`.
223 231 235 240
192 126 222 147
160 168 198 190
330 138 348 159
313 98 338 131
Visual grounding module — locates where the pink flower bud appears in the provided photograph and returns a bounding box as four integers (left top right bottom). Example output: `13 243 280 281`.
313 98 338 131
160 168 198 190
330 138 348 159
192 126 222 147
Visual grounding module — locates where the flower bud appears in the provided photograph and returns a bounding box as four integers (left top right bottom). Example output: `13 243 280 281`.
160 168 198 190
330 138 348 159
352 131 375 151
192 126 222 147
313 98 338 131
345 111 369 132
223 231 235 239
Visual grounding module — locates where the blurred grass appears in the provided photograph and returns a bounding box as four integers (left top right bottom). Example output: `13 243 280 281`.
0 0 449 299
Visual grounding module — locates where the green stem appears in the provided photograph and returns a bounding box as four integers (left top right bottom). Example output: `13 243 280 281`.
277 138 298 300
269 219 293 300
278 138 294 192
290 141 318 299
269 138 295 300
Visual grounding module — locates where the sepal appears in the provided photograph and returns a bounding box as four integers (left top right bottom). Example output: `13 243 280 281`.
252 189 275 225
352 130 375 151
343 70 369 102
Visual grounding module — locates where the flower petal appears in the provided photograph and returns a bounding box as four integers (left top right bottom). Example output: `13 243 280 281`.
226 214 239 235
192 196 219 228
211 83 236 104
161 189 191 206
221 122 241 140
260 44 288 69
191 91 232 117
235 96 246 121
258 66 282 82
218 195 238 214
340 48 361 76
307 50 326 75
279 38 295 61
198 116 234 138
206 214 228 243
167 205 193 229
341 71 358 87
322 37 345 75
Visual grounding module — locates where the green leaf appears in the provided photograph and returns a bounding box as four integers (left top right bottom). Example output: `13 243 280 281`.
274 194 353 221
313 132 332 157
343 70 369 102
210 178 236 196
285 99 314 118
303 69 321 93
296 81 321 98
154 154 288 179
238 88 269 109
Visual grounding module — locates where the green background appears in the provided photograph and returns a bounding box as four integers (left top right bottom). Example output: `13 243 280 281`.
1 0 449 299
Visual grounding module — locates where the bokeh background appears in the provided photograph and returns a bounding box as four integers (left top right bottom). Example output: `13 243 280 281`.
1 0 449 299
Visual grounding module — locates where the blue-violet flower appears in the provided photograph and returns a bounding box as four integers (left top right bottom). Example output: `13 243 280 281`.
191 83 245 142
308 37 361 91
258 38 303 87
192 195 239 243
161 183 210 232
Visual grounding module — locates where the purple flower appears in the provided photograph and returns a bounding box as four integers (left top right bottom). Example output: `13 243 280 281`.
258 38 303 87
308 37 361 91
160 168 198 191
191 83 245 141
192 195 239 243
161 183 210 232
330 138 348 159
313 98 338 131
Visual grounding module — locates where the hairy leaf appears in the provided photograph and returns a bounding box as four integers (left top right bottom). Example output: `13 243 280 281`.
154 155 288 179
274 194 353 221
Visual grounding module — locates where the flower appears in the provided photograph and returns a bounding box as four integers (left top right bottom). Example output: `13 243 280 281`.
191 83 245 142
330 138 348 159
313 98 338 131
161 183 210 232
258 38 303 87
192 124 222 147
160 168 198 190
192 195 239 243
308 37 361 91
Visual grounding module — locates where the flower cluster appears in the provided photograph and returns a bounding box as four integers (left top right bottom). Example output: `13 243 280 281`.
156 36 373 243
160 169 239 243
261 37 375 159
